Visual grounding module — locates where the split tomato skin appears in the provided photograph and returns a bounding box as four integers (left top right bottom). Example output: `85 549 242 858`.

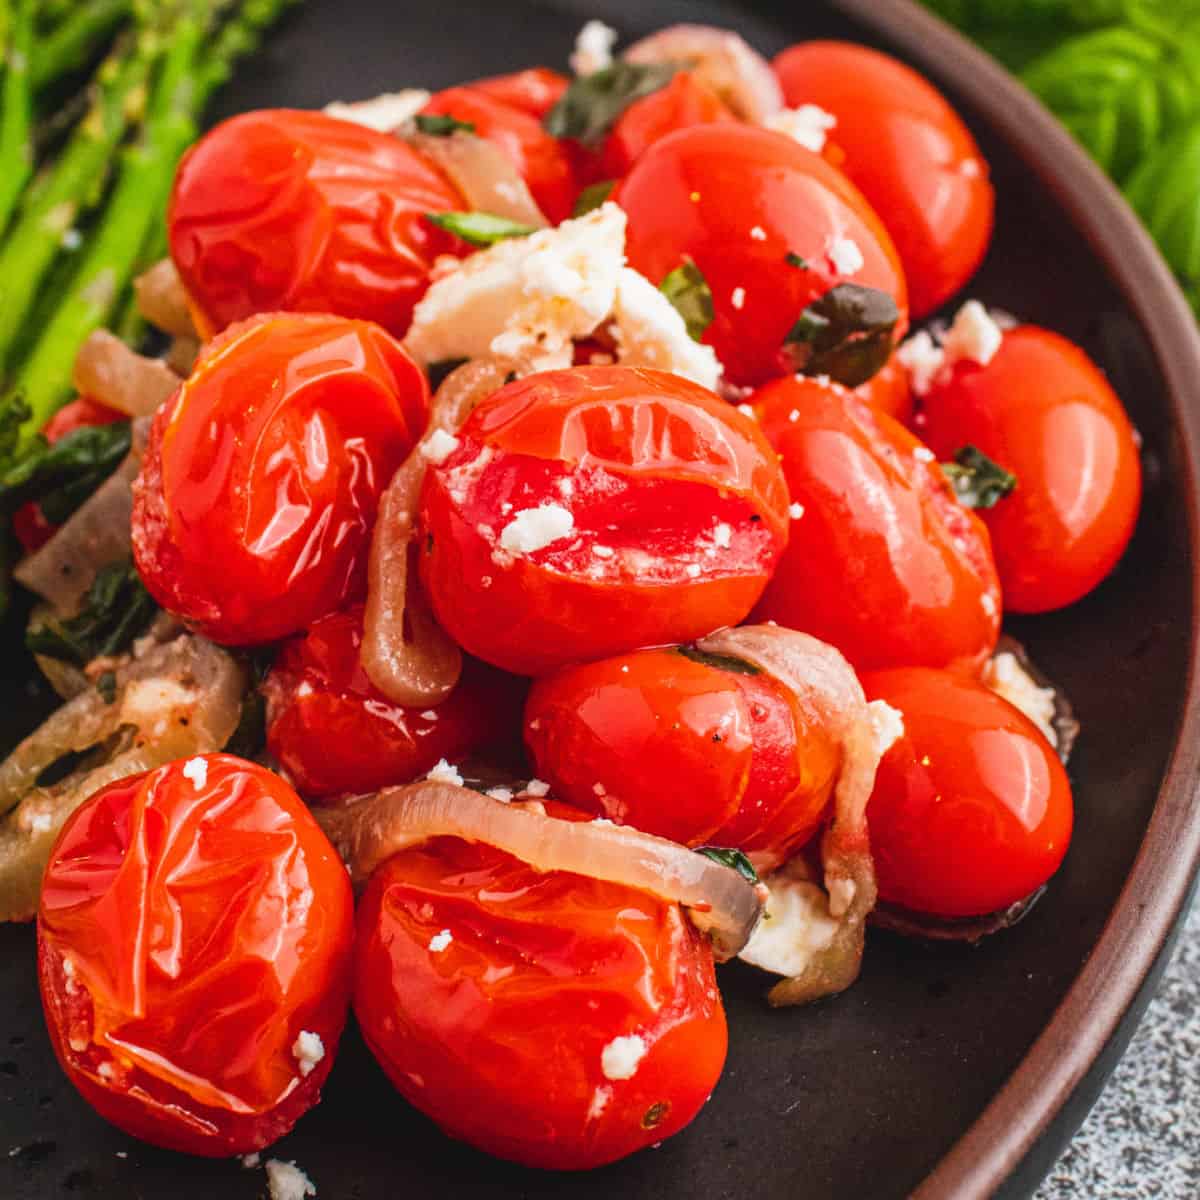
353 836 727 1170
861 669 1073 917
615 124 908 388
132 312 429 646
916 325 1142 613
37 755 355 1157
264 603 524 799
418 366 790 676
168 109 463 336
773 41 994 319
752 375 1001 674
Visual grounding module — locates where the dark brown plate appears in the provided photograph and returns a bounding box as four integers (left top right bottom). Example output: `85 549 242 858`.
3 1 1200 1197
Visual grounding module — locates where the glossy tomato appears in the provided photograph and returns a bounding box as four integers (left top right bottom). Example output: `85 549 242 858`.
773 41 994 319
855 355 913 425
420 86 577 222
264 603 525 799
916 325 1142 613
615 124 908 388
132 312 429 645
418 365 790 675
470 67 568 119
354 833 726 1169
168 109 463 337
751 374 1001 673
37 754 354 1156
525 645 839 865
861 668 1073 917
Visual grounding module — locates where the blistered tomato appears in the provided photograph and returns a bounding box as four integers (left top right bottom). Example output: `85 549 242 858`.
525 645 839 865
773 41 994 319
916 325 1142 613
37 755 354 1156
862 669 1073 917
354 833 726 1169
132 312 429 645
264 604 525 799
752 374 1001 673
615 124 908 388
168 109 463 336
418 365 790 675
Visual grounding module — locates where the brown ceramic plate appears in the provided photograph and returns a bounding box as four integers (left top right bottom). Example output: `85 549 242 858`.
3 1 1200 1197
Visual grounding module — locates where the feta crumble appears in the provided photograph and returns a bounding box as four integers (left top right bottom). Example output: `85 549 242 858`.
737 403 756 419
712 522 732 548
739 873 839 978
828 235 864 276
499 503 575 554
766 104 837 153
896 329 945 396
592 544 615 559
181 757 208 791
868 699 905 756
420 428 460 465
324 89 431 132
788 502 805 520
730 286 746 311
942 299 1003 368
240 1153 261 1169
984 652 1058 748
426 758 464 787
522 778 551 797
685 563 702 577
428 929 454 953
749 225 767 241
600 1033 647 1080
291 1030 325 1078
265 1158 316 1200
486 787 514 803
570 19 617 75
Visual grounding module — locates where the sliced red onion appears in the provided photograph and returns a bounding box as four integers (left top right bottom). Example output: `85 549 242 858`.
133 259 197 339
72 330 182 418
623 24 783 122
315 780 763 960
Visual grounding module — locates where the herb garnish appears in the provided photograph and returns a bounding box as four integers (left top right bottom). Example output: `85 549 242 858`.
941 445 1018 509
659 261 714 341
425 211 539 247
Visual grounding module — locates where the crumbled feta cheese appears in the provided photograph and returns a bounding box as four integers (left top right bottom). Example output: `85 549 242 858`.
592 544 615 559
788 408 800 423
601 1034 647 1081
265 1158 316 1200
828 235 864 276
749 225 767 241
240 1153 261 1169
570 19 617 75
181 757 208 791
737 403 756 419
428 929 453 953
788 502 805 520
522 778 551 797
942 299 1003 368
499 503 575 555
291 1030 325 1077
712 522 732 549
896 330 946 396
685 563 702 577
739 874 839 978
730 286 746 311
426 759 464 787
868 699 905 756
324 89 431 132
913 446 935 463
420 428 460 465
486 787 514 803
766 104 838 153
984 652 1058 748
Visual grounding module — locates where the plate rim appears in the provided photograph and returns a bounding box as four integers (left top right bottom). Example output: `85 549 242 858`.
824 1 1200 1195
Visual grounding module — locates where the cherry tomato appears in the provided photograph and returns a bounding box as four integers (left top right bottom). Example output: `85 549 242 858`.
354 833 726 1169
132 312 429 646
168 109 463 337
915 325 1142 613
751 374 1001 674
524 645 839 865
615 124 908 388
855 355 913 425
418 365 790 675
37 754 354 1156
13 397 125 554
420 87 577 223
470 67 568 119
861 668 1073 917
264 603 525 799
773 41 994 320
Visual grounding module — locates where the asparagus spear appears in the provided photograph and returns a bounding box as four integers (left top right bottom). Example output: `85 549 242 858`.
30 0 132 93
0 0 35 237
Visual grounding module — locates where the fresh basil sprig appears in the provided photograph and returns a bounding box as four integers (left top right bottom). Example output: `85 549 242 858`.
696 846 760 885
941 445 1018 509
414 113 476 137
572 179 616 217
660 262 714 341
545 60 681 146
425 211 539 247
782 283 899 387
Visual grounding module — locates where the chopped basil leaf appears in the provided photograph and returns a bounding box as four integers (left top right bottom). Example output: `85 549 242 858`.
572 179 616 217
676 645 761 676
414 113 476 137
660 261 714 341
545 60 681 147
697 846 760 885
782 283 899 387
785 252 809 269
96 671 117 704
425 211 539 247
941 445 1017 509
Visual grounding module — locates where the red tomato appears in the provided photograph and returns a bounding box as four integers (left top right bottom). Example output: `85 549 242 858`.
862 669 1073 917
418 365 790 675
855 355 913 425
773 41 994 319
168 109 463 336
420 87 577 223
132 312 429 646
470 67 568 119
615 124 908 388
524 646 839 864
37 755 354 1156
354 834 726 1169
751 375 1001 674
13 397 126 554
915 325 1142 613
264 603 525 799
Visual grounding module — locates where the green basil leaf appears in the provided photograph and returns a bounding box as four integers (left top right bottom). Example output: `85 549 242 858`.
425 211 539 247
414 113 476 137
572 179 616 217
0 420 131 520
784 251 810 270
782 283 899 387
941 445 1018 509
545 60 680 147
224 691 268 760
696 846 760 885
660 262 714 341
676 645 761 676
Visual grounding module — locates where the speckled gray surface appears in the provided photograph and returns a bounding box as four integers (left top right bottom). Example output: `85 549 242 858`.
1036 902 1200 1199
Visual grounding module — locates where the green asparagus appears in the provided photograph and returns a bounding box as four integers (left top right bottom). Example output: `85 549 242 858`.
0 0 36 236
30 0 131 93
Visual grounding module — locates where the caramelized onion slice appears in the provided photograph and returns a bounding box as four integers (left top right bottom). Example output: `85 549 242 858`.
72 330 181 417
316 781 763 960
623 24 783 122
133 259 197 339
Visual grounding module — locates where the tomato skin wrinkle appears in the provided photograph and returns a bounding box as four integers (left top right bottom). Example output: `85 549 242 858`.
418 365 790 675
132 312 429 646
353 838 726 1170
37 754 355 1157
861 669 1073 917
168 109 464 336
